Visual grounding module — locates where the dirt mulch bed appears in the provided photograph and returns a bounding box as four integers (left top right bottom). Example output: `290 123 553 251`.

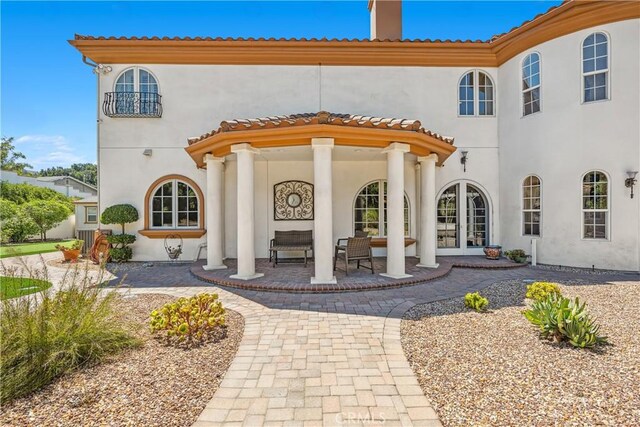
401 280 640 426
1 293 244 427
45 258 102 272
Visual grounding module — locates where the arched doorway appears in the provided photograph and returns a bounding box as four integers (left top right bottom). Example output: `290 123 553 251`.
436 182 490 255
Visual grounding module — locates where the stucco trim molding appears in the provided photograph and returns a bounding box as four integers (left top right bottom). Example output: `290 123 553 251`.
140 174 206 239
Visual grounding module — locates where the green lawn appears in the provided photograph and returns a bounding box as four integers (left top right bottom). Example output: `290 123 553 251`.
0 277 52 300
0 240 78 259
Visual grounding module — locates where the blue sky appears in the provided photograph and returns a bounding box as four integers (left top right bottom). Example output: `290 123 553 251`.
2 1 561 169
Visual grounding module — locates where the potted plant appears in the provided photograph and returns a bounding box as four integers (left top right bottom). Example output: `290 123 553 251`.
55 240 84 263
483 244 502 260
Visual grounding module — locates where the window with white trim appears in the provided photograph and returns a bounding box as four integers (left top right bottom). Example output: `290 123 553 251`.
354 180 409 237
114 67 160 115
151 179 199 228
582 171 608 239
85 206 98 224
582 32 609 102
522 53 541 116
522 176 541 236
458 70 495 116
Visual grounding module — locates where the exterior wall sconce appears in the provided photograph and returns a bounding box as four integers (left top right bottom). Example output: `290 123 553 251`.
460 150 468 172
143 149 153 156
625 171 638 198
93 63 112 75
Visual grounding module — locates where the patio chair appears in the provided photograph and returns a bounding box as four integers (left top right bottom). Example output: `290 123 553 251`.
333 237 374 275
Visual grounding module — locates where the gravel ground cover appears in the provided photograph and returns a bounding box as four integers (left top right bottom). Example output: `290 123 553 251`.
402 279 640 427
1 293 244 427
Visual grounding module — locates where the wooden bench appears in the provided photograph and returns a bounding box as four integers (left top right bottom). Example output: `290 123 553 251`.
269 230 314 267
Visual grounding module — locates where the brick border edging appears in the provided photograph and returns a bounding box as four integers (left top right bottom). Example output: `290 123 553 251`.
189 260 527 294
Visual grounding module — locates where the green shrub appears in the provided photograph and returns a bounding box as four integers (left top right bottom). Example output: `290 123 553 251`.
0 181 74 210
464 292 489 312
1 209 39 243
150 293 226 347
0 267 139 403
0 199 18 221
505 249 527 263
55 240 84 251
523 293 607 348
106 234 136 246
109 247 133 263
526 281 561 301
100 204 139 234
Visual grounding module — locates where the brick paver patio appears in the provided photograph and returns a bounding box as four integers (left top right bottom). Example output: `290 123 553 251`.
108 258 638 426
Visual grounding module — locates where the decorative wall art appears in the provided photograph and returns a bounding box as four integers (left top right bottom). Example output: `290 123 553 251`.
274 180 314 220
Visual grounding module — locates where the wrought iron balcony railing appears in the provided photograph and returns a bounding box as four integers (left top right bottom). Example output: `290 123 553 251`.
103 92 163 118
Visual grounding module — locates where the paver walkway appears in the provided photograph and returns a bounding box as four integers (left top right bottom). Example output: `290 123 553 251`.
111 261 638 427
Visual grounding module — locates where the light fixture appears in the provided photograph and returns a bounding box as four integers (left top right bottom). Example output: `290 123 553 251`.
143 149 153 156
93 63 112 75
460 150 469 172
625 171 638 198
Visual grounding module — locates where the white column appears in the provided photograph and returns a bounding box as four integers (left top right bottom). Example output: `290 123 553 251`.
229 143 263 280
381 142 412 279
417 154 439 268
311 138 337 284
203 154 226 270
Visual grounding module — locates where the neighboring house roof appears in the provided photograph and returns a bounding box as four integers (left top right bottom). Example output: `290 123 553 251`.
69 1 639 66
73 196 98 205
188 112 454 146
37 176 97 191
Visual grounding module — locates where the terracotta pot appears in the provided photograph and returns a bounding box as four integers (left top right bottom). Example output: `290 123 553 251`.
62 249 81 262
483 245 502 260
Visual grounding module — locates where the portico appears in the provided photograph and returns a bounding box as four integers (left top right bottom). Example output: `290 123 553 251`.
186 112 456 284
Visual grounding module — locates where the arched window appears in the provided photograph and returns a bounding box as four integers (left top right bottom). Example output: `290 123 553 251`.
458 70 495 116
149 177 200 229
114 67 160 115
582 32 609 102
354 180 409 237
522 175 541 236
582 171 608 239
522 53 541 116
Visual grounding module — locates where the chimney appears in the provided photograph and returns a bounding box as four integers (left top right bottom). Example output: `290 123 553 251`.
368 0 402 41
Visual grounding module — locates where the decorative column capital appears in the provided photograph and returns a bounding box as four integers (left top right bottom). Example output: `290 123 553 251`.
382 142 410 154
230 143 260 154
311 137 335 149
417 153 438 163
204 153 225 164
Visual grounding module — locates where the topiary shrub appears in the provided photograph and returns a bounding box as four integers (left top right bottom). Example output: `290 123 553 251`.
464 292 489 312
100 204 139 262
100 204 139 235
526 281 561 301
150 293 226 347
523 293 607 348
505 249 527 263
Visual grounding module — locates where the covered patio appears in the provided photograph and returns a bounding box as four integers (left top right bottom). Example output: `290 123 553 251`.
185 111 458 285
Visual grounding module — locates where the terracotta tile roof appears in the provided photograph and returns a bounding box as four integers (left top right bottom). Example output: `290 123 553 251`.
489 0 569 42
188 111 454 146
73 34 486 43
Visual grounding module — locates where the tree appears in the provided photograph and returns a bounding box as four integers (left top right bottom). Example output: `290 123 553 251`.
0 182 74 211
22 200 71 241
1 209 39 243
37 163 97 186
0 199 18 222
1 137 32 174
100 204 139 262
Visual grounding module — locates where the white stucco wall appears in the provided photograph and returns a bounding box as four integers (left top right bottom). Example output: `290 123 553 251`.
95 18 639 270
498 19 640 271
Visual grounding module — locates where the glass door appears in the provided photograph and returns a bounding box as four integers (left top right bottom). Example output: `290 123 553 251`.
436 182 489 255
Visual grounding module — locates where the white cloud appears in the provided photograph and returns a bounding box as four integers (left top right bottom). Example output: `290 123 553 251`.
14 134 89 169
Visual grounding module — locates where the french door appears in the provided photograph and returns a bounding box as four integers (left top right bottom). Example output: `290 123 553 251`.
436 182 489 255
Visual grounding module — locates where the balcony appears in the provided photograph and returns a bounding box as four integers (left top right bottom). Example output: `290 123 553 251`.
103 92 162 118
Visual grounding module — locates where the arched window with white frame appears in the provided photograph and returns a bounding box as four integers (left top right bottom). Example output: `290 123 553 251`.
150 179 200 229
353 180 409 237
522 175 541 236
582 171 608 239
113 67 160 116
582 32 609 102
458 70 495 116
522 53 541 116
